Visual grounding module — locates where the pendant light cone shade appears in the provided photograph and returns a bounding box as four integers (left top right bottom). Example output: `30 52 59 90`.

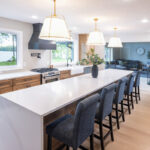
87 18 105 45
108 28 123 48
39 0 70 41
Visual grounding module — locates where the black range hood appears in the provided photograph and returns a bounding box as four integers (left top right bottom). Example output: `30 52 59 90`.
28 23 56 50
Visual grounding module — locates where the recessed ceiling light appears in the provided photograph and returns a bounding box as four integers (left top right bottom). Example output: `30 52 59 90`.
141 19 149 23
31 15 38 19
71 26 78 31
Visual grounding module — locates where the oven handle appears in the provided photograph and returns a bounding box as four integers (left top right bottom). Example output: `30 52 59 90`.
43 74 60 79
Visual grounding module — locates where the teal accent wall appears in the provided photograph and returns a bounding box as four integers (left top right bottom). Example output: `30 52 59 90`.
114 42 150 64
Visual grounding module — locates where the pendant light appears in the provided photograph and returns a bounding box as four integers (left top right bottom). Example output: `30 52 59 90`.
87 18 105 45
39 0 71 41
108 27 123 48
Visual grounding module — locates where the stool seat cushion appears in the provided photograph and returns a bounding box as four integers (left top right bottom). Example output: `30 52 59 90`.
52 116 75 147
46 114 72 135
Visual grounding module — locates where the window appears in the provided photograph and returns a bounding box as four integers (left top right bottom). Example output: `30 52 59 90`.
0 29 23 70
52 42 74 64
0 32 17 66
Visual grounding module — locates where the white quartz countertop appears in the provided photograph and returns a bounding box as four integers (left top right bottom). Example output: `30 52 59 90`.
0 71 41 81
1 69 133 117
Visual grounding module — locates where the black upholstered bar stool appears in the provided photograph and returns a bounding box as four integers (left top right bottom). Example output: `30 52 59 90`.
123 74 135 114
133 71 141 103
46 94 100 150
94 83 117 150
113 77 127 129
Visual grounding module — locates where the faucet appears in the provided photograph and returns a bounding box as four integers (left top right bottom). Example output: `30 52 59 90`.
67 57 72 67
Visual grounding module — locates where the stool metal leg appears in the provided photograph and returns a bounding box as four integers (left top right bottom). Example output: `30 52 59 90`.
121 101 125 122
131 93 134 109
99 121 104 150
135 87 138 104
138 86 141 101
109 113 114 141
66 145 69 150
90 134 94 150
47 136 52 150
127 95 131 114
115 104 120 129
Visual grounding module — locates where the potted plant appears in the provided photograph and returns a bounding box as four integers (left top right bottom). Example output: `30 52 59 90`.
80 48 104 78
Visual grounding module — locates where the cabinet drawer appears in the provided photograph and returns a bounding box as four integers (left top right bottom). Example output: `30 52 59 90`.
13 75 41 86
0 80 12 89
13 81 41 91
0 87 12 94
60 70 71 79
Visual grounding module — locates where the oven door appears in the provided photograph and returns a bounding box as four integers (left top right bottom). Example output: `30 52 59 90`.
42 75 60 84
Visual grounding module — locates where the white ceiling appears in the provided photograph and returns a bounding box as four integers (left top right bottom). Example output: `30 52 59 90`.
0 0 150 36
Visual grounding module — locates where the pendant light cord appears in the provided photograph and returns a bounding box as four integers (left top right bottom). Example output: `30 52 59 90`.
114 27 117 37
54 0 56 16
94 18 98 31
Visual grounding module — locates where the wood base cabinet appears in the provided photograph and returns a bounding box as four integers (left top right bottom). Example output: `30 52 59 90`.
0 80 12 94
13 75 41 91
0 74 41 94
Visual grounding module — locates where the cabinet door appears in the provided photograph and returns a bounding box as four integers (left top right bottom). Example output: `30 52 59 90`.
13 75 41 86
13 81 41 91
0 80 13 94
12 75 41 91
60 70 71 80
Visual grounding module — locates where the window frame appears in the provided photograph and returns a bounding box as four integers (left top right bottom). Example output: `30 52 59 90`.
0 28 23 71
51 41 75 65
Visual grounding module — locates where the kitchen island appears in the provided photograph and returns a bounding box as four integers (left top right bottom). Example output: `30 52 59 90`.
0 69 133 150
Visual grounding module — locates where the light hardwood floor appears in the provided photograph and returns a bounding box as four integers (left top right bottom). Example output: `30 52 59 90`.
81 79 150 150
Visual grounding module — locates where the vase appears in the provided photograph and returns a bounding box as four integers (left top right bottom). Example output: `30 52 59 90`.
92 65 98 78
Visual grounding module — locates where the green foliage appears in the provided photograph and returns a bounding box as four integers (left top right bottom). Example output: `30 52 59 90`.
79 48 104 65
0 60 16 66
52 42 73 63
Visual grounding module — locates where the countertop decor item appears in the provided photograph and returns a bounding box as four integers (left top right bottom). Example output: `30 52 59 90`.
39 0 71 41
136 47 145 55
108 27 123 48
80 48 104 78
87 18 105 45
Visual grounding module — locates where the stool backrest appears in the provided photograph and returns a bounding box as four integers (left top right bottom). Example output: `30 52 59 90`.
114 77 127 104
97 83 116 121
135 71 141 87
73 94 100 147
127 74 135 94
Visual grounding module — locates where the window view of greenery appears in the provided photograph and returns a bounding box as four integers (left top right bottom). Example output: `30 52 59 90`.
52 42 74 63
0 32 17 66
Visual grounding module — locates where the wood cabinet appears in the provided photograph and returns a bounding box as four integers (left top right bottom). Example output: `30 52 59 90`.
60 70 84 80
60 70 71 80
0 74 41 94
13 75 41 91
0 79 12 94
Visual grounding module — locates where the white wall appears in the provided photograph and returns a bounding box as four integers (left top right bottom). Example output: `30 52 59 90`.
105 33 150 43
0 17 53 71
0 17 79 72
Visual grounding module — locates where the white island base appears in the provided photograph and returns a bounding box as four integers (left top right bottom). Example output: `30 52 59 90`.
0 69 133 150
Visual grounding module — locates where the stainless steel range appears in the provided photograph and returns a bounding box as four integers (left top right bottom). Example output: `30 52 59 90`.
31 68 60 84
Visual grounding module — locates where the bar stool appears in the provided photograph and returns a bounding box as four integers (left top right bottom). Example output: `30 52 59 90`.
133 71 141 103
123 74 135 114
46 94 100 150
113 77 127 129
94 83 117 150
